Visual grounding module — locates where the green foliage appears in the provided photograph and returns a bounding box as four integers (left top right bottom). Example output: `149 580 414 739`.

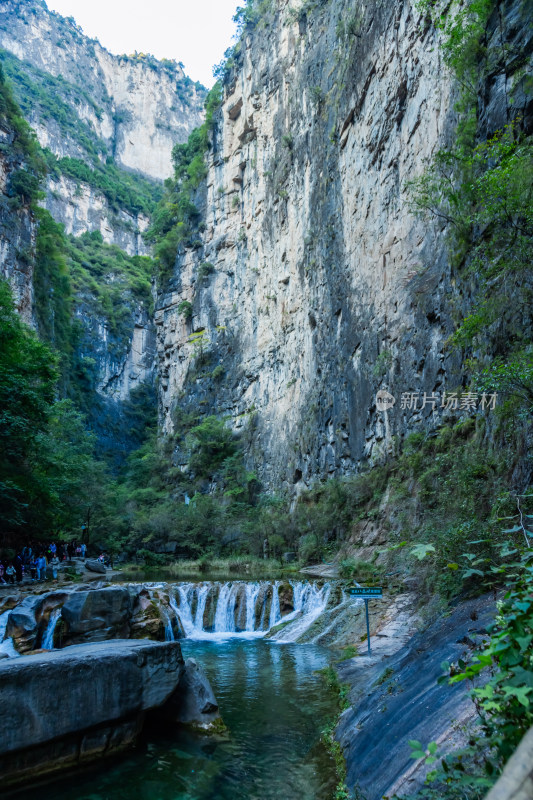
1 48 107 162
0 279 58 531
146 84 222 284
372 349 393 378
320 665 351 800
198 261 215 280
0 61 45 205
177 300 193 321
410 0 533 385
391 422 517 597
0 280 108 539
232 0 274 37
44 150 162 217
66 231 153 339
416 0 494 117
33 208 73 390
339 557 384 582
474 350 533 413
449 554 533 758
186 416 238 479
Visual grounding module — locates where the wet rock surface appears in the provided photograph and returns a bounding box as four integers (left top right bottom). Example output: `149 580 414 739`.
0 640 185 787
157 657 221 732
336 594 496 800
85 559 106 574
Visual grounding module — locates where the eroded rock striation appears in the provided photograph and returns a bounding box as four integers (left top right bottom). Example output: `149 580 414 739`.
336 594 496 800
156 0 532 490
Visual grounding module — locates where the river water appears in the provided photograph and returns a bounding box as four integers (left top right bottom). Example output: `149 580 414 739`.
35 638 339 800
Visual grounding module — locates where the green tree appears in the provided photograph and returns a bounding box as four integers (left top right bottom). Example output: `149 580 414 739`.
0 279 57 535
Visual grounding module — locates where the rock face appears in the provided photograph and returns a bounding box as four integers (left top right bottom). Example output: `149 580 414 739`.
0 122 34 324
61 586 133 642
45 174 151 257
6 585 168 652
156 0 532 489
159 657 221 731
0 640 185 787
0 0 206 182
335 594 496 800
0 0 205 460
84 558 106 575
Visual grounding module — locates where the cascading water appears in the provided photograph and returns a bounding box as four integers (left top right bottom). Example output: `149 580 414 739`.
245 582 261 631
42 607 61 649
170 580 332 643
0 608 20 658
161 606 175 642
214 583 236 634
269 581 281 629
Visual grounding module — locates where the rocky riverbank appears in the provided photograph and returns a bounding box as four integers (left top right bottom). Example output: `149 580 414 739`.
0 639 220 789
334 593 496 800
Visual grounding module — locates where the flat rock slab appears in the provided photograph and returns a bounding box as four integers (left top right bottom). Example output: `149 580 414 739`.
0 639 184 756
336 594 496 800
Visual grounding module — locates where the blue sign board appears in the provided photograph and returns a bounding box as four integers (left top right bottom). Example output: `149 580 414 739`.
348 587 382 597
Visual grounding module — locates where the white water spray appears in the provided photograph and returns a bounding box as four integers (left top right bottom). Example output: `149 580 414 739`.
42 608 61 649
169 580 331 643
0 609 20 658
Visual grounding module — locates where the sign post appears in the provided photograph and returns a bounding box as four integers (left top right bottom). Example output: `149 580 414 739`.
348 587 383 655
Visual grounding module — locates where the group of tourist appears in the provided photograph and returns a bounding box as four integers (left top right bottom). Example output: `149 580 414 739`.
0 540 88 585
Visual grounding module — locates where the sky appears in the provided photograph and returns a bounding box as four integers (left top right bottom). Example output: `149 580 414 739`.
45 0 242 87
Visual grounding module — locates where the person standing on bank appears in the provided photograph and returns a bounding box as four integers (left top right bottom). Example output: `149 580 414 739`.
50 554 60 580
6 563 15 584
36 554 46 581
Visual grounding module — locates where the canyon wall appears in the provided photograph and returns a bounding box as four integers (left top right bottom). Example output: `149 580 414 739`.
156 0 532 490
0 0 205 181
0 126 34 323
0 0 206 457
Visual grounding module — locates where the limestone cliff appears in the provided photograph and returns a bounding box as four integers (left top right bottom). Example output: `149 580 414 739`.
0 0 206 181
0 118 34 324
156 0 532 490
0 0 206 459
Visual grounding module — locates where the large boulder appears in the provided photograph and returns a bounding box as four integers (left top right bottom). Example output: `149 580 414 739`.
60 587 132 644
160 658 221 732
6 596 41 653
0 640 185 787
129 588 166 640
85 559 106 574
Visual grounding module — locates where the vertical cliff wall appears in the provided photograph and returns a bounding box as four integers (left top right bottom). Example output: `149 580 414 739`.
156 0 532 490
157 0 458 489
0 0 207 460
0 124 34 324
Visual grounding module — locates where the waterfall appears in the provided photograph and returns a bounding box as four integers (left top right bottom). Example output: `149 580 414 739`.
161 606 175 642
166 580 332 643
214 583 237 633
175 584 197 637
0 609 20 658
245 582 261 631
194 583 210 629
42 608 61 650
270 583 331 643
269 582 281 628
